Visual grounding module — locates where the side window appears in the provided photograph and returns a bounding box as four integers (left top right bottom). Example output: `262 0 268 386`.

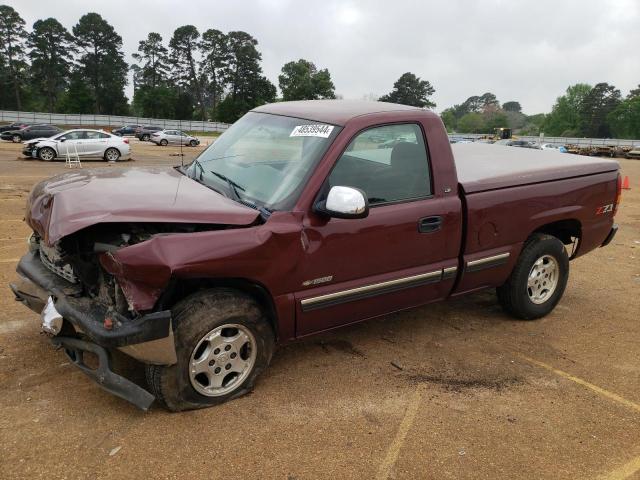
65 131 86 140
85 131 107 139
328 123 431 205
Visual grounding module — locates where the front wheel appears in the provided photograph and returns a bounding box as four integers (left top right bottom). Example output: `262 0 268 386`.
497 234 569 320
142 134 150 141
146 288 275 411
104 147 120 162
189 140 197 147
159 139 168 146
12 134 21 143
38 147 56 161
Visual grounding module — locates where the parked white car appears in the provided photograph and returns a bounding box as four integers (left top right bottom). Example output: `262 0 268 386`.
150 129 200 146
24 129 131 162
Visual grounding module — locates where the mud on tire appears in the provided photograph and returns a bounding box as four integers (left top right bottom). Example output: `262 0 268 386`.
496 233 570 320
146 288 275 412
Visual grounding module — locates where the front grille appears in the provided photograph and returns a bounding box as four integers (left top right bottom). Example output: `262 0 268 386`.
39 243 78 283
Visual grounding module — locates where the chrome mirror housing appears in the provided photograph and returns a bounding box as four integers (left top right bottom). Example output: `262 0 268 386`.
317 186 369 219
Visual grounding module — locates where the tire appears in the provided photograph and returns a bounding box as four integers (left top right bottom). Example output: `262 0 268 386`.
104 147 120 162
497 234 569 320
12 134 21 143
160 139 168 146
38 147 56 161
146 288 275 411
189 140 197 147
142 134 150 141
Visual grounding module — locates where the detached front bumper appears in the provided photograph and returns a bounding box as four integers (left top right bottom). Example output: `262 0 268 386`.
10 251 176 410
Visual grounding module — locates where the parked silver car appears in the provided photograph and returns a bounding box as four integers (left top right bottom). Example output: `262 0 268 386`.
150 129 200 146
23 129 131 162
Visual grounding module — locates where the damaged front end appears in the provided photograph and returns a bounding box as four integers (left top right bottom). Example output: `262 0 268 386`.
10 225 188 410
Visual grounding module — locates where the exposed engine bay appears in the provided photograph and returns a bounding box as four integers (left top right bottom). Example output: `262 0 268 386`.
31 222 228 318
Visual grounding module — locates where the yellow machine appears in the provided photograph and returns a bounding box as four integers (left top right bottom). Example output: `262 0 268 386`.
494 127 512 140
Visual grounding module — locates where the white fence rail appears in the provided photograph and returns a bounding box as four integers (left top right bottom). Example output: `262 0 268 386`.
1 110 638 146
449 132 640 147
0 110 231 133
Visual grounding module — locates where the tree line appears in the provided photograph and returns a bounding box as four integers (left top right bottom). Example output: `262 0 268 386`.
441 83 640 139
0 5 338 123
0 5 638 138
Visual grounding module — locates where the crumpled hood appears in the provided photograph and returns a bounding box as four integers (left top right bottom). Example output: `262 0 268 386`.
26 166 260 245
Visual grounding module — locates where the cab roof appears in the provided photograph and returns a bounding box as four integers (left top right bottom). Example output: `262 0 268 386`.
253 100 431 126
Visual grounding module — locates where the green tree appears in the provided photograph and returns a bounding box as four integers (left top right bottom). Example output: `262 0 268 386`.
440 108 457 132
0 5 28 110
59 72 94 113
503 101 522 113
218 31 276 122
28 18 75 112
169 25 204 119
131 32 171 117
200 28 230 117
132 32 169 89
579 82 621 138
73 13 128 114
629 84 640 98
278 59 335 100
379 72 435 108
608 95 640 139
457 112 485 133
479 92 499 110
543 83 592 136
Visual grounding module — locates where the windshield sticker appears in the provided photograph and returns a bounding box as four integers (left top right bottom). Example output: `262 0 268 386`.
290 124 334 138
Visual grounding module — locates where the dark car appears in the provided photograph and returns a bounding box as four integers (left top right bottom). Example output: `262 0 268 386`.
11 100 619 411
0 124 62 143
0 122 29 133
111 125 142 136
136 126 163 141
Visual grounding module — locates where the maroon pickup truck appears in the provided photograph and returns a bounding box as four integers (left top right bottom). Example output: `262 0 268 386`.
11 100 620 411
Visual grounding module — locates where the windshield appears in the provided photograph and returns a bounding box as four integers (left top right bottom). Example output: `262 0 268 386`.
184 112 340 211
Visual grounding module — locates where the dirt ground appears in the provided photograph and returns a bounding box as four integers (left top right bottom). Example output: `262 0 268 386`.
0 138 638 480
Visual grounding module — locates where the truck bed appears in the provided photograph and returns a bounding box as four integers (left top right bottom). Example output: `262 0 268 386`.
452 143 619 193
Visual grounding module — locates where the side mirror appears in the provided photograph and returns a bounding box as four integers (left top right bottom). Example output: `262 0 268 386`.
59 137 66 142
315 186 369 219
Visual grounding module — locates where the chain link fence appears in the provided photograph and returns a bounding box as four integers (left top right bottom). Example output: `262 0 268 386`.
448 132 640 147
0 110 230 133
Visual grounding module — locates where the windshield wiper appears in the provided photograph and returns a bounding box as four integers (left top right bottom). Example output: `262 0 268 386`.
190 159 205 180
210 170 245 201
210 170 272 219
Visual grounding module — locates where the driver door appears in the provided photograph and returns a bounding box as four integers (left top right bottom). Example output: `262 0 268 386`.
294 123 461 336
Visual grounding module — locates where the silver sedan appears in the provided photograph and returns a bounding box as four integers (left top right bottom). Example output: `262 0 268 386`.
24 129 131 162
150 129 200 146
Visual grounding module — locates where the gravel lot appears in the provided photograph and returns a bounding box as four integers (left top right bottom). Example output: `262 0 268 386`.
0 138 638 479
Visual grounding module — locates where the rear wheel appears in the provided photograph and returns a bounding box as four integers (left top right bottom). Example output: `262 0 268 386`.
142 134 150 141
104 147 120 162
160 139 168 146
497 233 569 320
146 288 275 411
12 134 21 143
38 147 56 161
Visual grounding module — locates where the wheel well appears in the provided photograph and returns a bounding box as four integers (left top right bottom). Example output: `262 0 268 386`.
532 219 581 245
158 278 279 340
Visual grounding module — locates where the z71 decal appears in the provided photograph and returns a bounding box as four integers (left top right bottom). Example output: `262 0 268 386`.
596 204 614 215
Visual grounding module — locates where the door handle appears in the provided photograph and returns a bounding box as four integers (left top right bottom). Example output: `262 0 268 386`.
418 216 443 233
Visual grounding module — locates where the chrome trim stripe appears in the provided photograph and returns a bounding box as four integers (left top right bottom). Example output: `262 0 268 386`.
442 266 458 279
300 269 442 311
466 252 510 272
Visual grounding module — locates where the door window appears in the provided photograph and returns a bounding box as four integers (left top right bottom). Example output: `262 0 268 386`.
63 131 86 140
328 124 431 205
85 131 109 139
